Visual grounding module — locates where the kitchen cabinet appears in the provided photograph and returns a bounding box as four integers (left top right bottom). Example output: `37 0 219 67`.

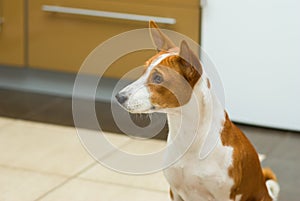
28 0 200 78
0 0 25 66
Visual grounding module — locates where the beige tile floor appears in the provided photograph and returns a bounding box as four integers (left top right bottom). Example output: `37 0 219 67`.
0 117 170 201
0 116 298 201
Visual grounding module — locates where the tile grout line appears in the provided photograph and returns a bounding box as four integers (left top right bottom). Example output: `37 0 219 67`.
0 164 70 178
32 162 97 201
32 140 132 201
77 139 169 193
78 177 168 194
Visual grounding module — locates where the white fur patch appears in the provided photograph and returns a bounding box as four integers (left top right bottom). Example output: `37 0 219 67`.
266 180 280 201
258 154 266 162
164 78 234 201
126 86 152 112
144 52 177 77
235 194 242 201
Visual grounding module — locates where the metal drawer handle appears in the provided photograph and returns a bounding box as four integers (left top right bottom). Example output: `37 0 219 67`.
42 5 176 25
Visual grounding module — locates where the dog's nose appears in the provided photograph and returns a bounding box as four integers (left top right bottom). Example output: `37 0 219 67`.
115 93 128 104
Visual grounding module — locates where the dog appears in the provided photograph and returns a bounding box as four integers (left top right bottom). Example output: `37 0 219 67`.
116 21 280 201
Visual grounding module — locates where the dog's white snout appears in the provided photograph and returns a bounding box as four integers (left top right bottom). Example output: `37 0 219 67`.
116 82 153 113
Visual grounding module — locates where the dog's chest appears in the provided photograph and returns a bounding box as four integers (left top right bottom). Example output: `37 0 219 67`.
164 143 235 201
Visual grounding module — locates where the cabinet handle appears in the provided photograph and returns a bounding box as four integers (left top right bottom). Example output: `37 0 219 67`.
42 5 176 25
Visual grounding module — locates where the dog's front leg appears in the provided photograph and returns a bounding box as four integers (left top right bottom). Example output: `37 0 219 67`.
169 188 184 201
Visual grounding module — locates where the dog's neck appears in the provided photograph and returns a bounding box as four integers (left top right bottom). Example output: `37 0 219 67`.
166 75 225 158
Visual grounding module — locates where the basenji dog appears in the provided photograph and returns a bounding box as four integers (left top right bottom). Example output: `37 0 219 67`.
116 21 280 201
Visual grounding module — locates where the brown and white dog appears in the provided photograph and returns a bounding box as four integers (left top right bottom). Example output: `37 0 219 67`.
116 21 280 201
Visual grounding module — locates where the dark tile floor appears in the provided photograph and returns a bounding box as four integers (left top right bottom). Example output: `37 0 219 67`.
0 88 299 200
0 88 169 139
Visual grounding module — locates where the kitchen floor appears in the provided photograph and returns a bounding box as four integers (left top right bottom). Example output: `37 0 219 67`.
0 89 299 201
0 117 169 201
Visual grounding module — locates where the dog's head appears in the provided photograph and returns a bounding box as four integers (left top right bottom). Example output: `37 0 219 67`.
116 21 203 113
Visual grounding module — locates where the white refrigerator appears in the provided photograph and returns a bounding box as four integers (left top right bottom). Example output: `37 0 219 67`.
201 0 300 131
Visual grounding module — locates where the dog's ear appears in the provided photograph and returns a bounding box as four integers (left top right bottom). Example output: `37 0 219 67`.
179 40 203 86
149 21 176 51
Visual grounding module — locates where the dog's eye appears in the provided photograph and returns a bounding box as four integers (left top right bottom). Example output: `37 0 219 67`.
152 73 163 84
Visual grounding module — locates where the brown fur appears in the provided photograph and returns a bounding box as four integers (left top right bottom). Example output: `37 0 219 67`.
207 78 211 89
170 189 174 200
145 43 201 109
262 168 277 182
147 55 196 108
220 113 273 201
146 22 203 109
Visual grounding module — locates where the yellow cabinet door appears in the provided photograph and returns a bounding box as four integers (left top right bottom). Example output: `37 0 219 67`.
0 0 25 66
28 0 199 78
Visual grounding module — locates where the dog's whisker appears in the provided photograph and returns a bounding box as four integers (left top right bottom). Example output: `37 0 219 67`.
148 113 152 122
